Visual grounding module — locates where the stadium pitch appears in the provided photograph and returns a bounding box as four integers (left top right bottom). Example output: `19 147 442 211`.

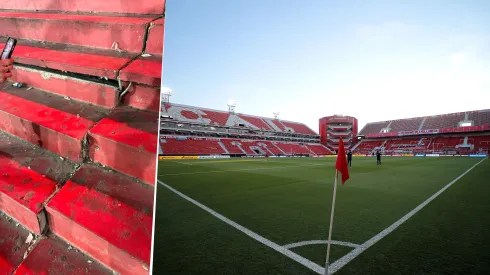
153 156 489 275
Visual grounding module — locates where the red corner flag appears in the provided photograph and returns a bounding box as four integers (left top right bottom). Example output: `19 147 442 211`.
335 137 350 184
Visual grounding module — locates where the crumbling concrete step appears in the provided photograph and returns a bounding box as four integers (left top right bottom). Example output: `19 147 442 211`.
88 106 158 185
120 55 162 86
122 83 161 112
145 18 165 56
0 158 55 235
0 12 157 53
2 39 161 86
45 164 154 275
0 132 76 234
0 82 108 162
0 0 165 14
0 211 32 275
0 39 134 80
13 234 112 275
11 65 119 109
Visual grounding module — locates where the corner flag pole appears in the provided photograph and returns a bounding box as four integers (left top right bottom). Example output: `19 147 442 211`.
323 169 339 275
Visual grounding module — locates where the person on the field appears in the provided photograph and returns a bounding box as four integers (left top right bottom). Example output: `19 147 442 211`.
347 150 352 167
376 150 382 166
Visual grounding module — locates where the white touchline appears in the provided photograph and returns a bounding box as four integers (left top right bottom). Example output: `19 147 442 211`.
328 157 488 274
174 161 193 166
283 240 360 249
158 180 324 274
161 163 325 176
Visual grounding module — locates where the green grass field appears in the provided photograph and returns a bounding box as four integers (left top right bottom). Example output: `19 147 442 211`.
152 156 490 275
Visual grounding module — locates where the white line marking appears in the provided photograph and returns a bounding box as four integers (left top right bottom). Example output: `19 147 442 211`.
283 240 360 249
158 180 324 274
174 161 193 166
329 157 487 274
161 163 325 176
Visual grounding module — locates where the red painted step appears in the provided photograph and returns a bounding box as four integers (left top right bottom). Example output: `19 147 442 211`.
0 212 31 274
14 235 112 275
0 12 157 53
0 132 76 234
0 154 56 235
2 40 161 85
122 84 161 112
11 65 119 109
0 40 134 80
145 18 165 56
45 164 154 275
0 83 108 162
120 55 162 86
0 0 165 14
88 106 158 185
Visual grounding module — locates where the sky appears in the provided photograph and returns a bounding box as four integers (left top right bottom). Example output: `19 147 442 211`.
162 0 490 133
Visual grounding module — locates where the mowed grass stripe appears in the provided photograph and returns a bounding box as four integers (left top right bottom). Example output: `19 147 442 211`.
160 157 480 244
154 183 319 275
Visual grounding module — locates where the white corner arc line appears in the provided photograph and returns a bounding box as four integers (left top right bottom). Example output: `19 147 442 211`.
329 157 487 274
158 180 324 274
283 240 360 249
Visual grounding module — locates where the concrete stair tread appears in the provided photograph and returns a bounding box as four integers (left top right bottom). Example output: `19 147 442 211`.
46 164 154 275
0 82 108 161
0 11 160 52
0 11 155 24
0 212 31 274
88 106 158 184
1 39 134 79
145 18 165 56
0 0 165 15
122 84 161 112
0 157 56 234
12 65 119 109
14 234 112 275
1 39 162 85
0 132 76 234
120 55 162 86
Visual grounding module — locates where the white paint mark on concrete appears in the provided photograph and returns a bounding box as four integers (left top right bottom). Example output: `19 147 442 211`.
328 157 487 274
25 233 33 244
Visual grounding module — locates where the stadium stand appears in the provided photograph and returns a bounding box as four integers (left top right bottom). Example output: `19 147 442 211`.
360 109 490 136
354 109 490 156
160 102 489 157
421 113 466 130
306 143 333 155
274 142 312 155
161 137 225 155
469 135 490 153
389 117 425 132
159 135 334 156
159 101 332 156
358 121 390 135
162 103 316 135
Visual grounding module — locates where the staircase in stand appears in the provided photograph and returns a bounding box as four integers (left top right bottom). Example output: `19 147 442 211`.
350 140 362 152
418 117 427 130
0 1 164 274
218 140 230 154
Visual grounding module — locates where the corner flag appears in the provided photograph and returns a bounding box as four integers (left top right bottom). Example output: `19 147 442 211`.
335 137 350 184
323 136 350 275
